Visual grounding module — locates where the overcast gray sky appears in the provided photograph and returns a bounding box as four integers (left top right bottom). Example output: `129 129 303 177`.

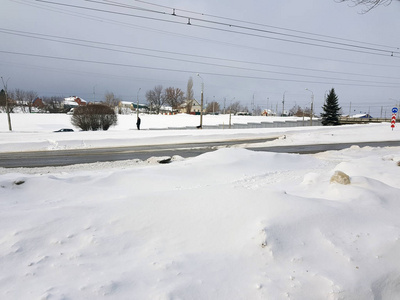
1 0 400 116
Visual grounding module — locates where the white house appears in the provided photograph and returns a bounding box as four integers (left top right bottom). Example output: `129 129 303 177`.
178 99 203 114
63 96 87 108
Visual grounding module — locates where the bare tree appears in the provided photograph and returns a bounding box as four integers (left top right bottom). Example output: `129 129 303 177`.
228 101 242 115
164 87 185 110
104 92 120 107
0 89 6 112
26 90 38 113
42 96 64 113
289 105 303 117
14 89 28 112
185 77 194 114
205 101 220 114
289 105 313 117
336 0 395 11
3 89 17 113
253 105 262 116
146 85 165 114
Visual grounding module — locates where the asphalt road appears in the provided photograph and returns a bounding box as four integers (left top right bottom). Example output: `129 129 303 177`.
1 139 400 168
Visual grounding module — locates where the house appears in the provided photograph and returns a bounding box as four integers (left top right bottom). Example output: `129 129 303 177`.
130 102 149 113
63 96 87 109
159 105 173 114
116 101 150 114
118 101 134 114
262 109 276 116
352 113 373 119
178 99 203 114
32 97 45 108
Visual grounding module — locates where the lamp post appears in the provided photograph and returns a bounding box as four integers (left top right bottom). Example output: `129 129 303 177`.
197 73 204 129
224 97 226 115
136 87 141 118
213 95 215 115
305 88 314 126
282 91 286 116
93 85 97 102
229 97 235 129
1 76 12 131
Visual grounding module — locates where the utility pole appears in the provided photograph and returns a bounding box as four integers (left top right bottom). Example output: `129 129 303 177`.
229 97 235 129
197 73 204 129
1 77 12 131
213 96 215 114
305 88 314 126
224 97 226 115
93 85 97 102
136 87 141 118
282 91 286 116
252 93 255 116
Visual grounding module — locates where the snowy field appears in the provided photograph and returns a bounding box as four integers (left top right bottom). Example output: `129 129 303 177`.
0 113 399 153
1 113 400 299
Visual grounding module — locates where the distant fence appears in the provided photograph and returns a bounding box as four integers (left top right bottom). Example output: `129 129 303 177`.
339 117 396 125
149 119 323 130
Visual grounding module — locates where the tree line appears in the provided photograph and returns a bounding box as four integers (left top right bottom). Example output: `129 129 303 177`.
0 86 321 117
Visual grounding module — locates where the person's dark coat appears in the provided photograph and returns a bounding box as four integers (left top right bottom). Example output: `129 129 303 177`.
136 117 141 130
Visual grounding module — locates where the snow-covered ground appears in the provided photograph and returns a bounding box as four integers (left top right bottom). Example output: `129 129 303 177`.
0 113 398 153
1 113 400 299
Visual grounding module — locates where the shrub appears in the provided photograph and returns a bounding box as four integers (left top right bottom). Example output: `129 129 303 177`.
71 104 117 131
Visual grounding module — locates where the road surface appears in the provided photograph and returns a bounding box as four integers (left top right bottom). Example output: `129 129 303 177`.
1 139 399 168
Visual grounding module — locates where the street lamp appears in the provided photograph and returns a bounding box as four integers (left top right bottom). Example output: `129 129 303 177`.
197 73 204 129
282 91 287 116
305 88 314 126
93 84 97 102
229 97 235 129
1 76 12 131
213 95 215 115
136 87 141 118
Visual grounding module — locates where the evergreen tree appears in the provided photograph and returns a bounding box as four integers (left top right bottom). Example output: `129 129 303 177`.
321 88 341 126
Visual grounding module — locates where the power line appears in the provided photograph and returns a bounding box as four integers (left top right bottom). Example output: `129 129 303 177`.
14 1 400 69
130 0 400 51
2 49 400 88
33 0 400 57
2 28 400 83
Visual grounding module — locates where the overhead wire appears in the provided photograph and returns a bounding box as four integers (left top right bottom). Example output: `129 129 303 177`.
101 0 400 53
33 0 400 57
14 0 400 69
1 50 400 89
130 0 399 51
2 27 400 84
5 1 400 101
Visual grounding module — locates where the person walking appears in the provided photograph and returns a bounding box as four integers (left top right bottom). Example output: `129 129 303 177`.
136 116 141 130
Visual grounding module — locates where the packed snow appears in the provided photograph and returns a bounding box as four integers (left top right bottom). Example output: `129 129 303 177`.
1 113 400 299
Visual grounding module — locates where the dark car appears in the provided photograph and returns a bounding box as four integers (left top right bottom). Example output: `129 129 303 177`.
54 128 74 132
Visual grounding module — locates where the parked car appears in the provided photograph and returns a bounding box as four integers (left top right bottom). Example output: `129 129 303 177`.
54 128 74 132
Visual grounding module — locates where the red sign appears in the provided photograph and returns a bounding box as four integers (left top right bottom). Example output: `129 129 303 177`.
391 114 396 129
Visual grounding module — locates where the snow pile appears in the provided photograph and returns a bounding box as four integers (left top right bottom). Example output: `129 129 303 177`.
1 146 400 299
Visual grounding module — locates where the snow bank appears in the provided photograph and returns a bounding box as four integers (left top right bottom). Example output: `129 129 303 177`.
1 146 400 299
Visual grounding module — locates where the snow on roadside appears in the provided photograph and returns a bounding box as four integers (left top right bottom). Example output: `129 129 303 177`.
1 146 400 299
